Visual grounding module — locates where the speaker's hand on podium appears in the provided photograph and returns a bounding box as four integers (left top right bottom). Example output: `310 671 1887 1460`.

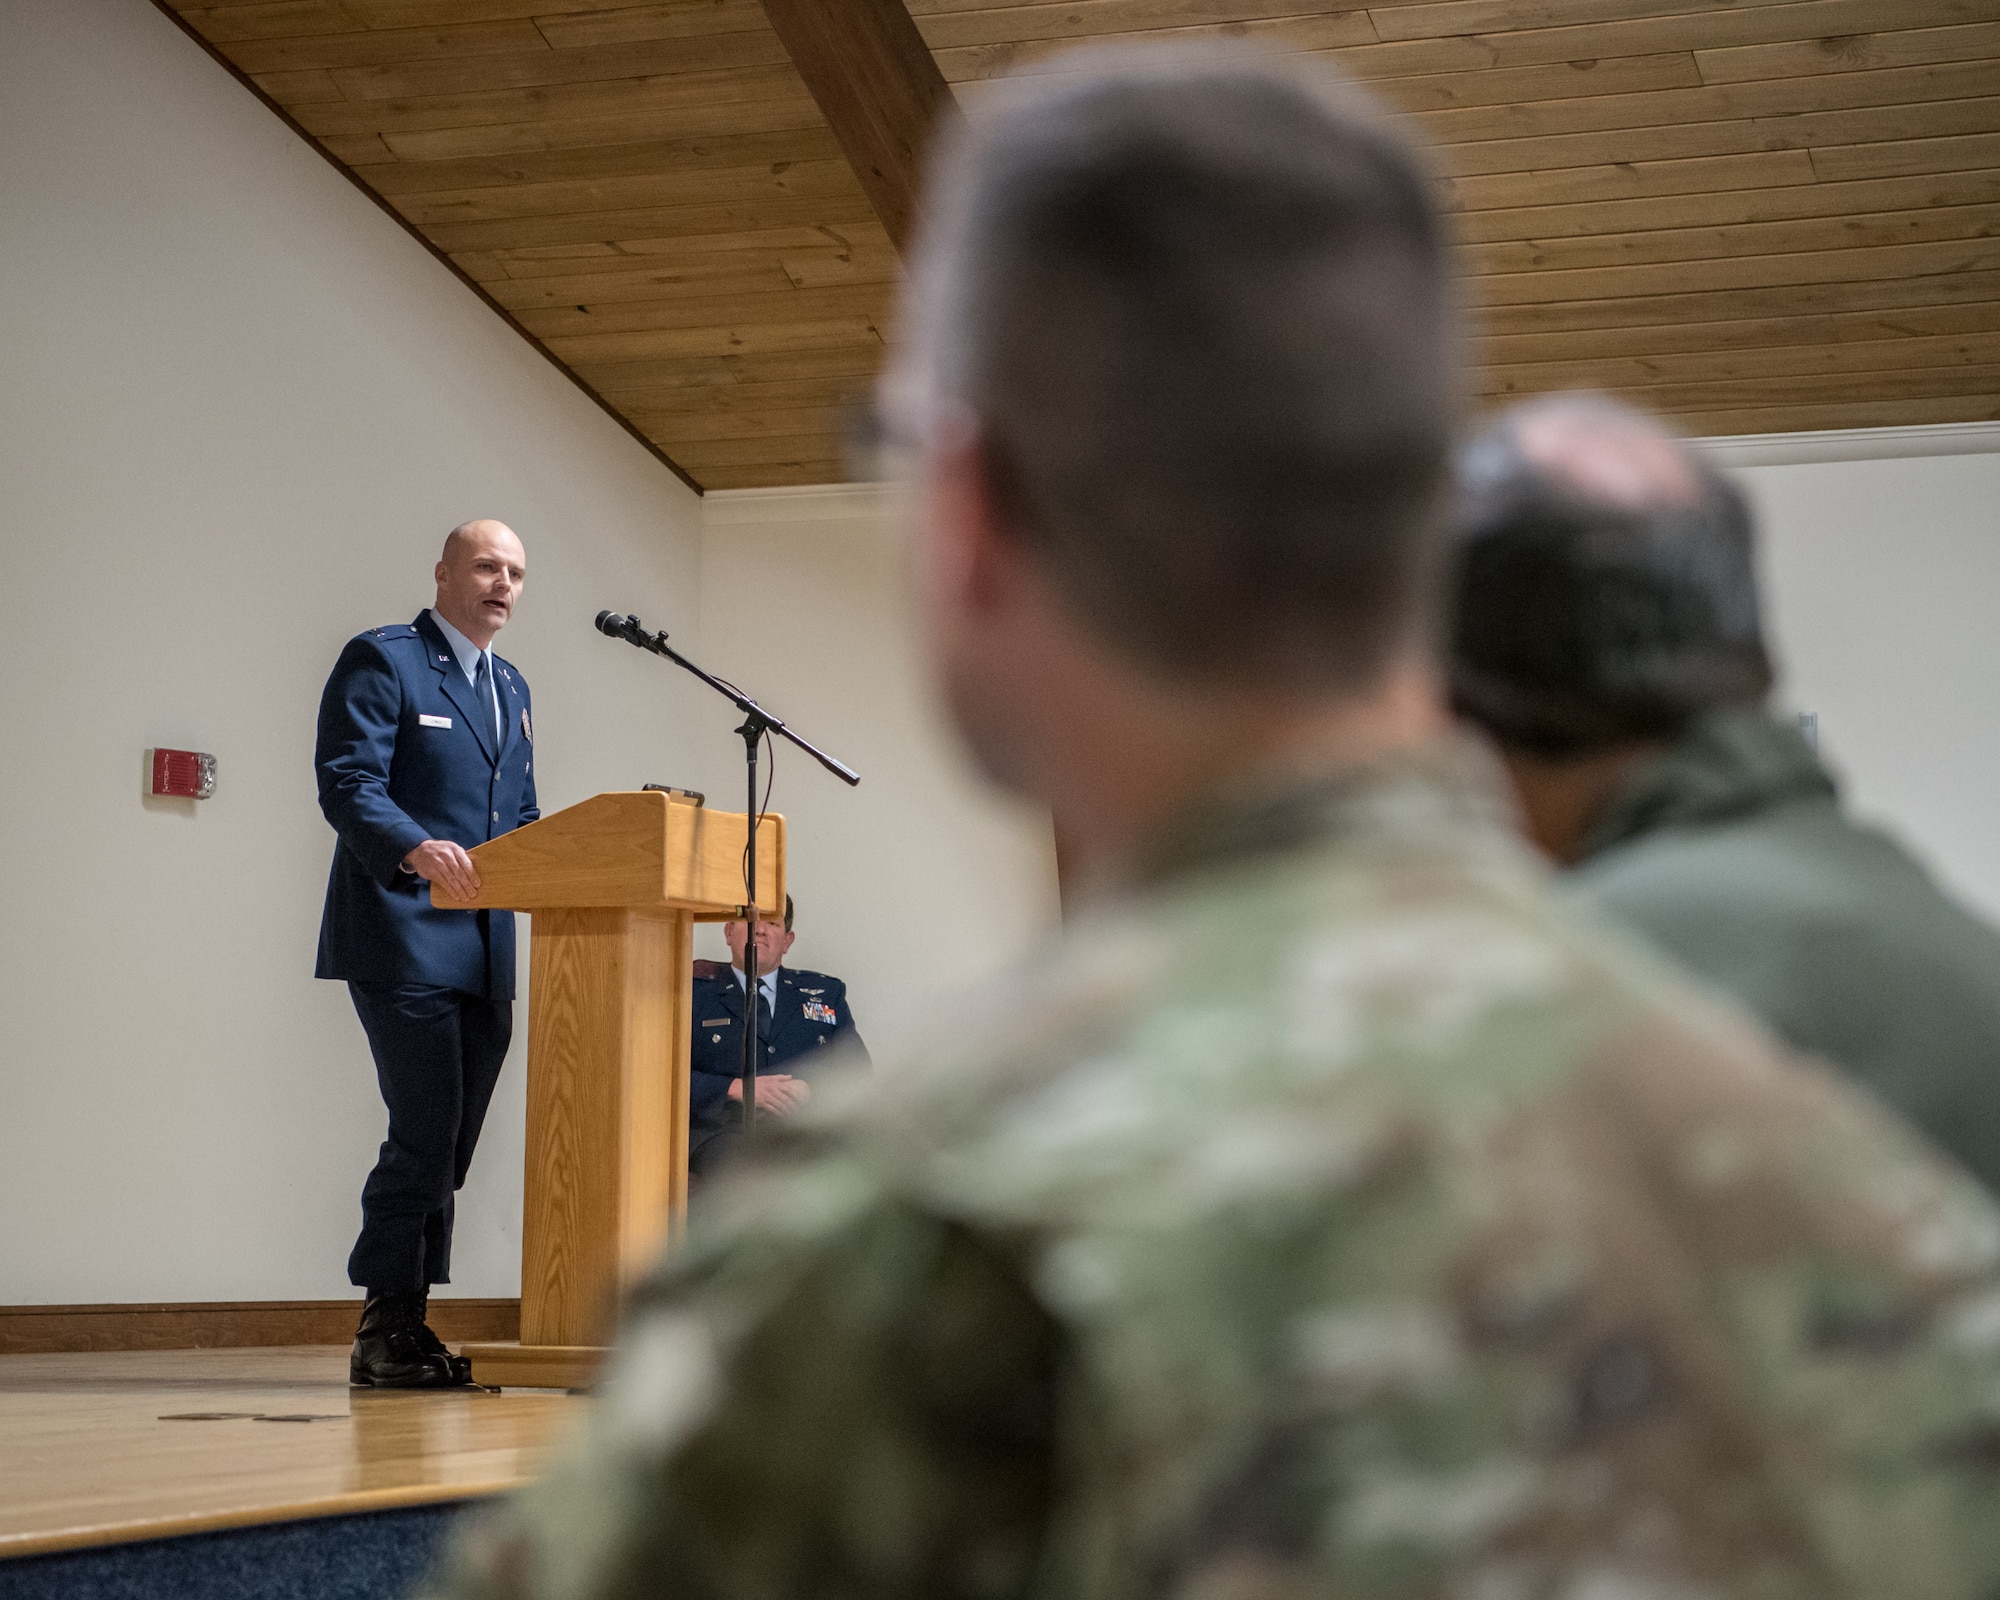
403 839 481 901
729 1074 809 1115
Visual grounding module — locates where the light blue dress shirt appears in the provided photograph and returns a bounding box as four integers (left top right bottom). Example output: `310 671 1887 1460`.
732 965 781 1015
427 608 504 747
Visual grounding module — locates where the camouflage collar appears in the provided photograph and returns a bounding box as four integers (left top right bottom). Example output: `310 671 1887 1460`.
1125 733 1519 892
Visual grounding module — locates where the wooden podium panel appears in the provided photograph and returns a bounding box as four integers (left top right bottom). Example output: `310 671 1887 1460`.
517 906 689 1349
433 792 783 1387
434 788 783 918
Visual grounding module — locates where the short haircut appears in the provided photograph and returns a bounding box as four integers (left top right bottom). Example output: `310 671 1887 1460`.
739 897 795 932
1448 396 1772 758
890 47 1459 688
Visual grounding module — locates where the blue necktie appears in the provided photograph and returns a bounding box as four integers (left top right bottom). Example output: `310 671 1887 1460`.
473 653 498 747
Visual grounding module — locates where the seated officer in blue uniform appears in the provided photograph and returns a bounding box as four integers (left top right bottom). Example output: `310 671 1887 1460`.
687 897 867 1177
314 519 538 1388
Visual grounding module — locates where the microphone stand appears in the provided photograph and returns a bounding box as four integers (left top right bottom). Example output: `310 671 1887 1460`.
595 611 859 1140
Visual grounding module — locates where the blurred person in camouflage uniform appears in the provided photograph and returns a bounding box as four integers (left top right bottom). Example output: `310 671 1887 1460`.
1450 394 2000 1197
429 47 2000 1600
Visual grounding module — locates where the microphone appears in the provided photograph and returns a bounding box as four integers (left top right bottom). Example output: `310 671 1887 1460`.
595 610 658 648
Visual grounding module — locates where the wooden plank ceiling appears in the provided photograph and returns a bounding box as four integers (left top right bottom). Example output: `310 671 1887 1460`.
163 0 2000 491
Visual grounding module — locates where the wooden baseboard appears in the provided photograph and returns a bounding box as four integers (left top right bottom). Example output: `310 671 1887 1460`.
0 1299 521 1355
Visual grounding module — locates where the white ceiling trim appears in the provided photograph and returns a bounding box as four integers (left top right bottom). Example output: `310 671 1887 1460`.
1698 420 2000 468
702 421 2000 521
703 481 904 528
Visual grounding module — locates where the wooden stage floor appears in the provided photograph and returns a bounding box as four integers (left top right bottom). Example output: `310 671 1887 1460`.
0 1345 580 1559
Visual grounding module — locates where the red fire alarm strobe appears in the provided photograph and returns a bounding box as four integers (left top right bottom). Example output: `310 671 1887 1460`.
151 749 217 799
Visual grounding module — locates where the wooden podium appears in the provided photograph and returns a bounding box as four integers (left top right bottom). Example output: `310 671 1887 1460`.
432 790 783 1389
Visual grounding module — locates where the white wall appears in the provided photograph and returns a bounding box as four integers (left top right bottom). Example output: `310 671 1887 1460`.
690 487 1060 1063
1740 447 2000 923
676 450 2000 1060
675 451 2000 1028
0 0 1057 1308
0 0 708 1305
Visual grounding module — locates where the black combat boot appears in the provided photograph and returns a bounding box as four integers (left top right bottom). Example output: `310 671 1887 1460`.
410 1291 475 1386
350 1291 459 1388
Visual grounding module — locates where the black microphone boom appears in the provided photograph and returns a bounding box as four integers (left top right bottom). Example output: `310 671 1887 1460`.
593 608 859 786
591 604 860 1141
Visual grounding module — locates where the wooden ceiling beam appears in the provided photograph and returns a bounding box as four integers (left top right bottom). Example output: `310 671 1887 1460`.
757 0 959 256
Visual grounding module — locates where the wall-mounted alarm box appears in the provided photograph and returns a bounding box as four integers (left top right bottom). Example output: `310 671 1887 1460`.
151 749 217 799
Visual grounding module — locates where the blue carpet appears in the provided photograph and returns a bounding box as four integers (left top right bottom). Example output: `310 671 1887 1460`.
0 1502 468 1600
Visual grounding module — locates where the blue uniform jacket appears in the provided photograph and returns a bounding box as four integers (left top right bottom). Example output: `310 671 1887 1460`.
689 960 867 1142
315 612 538 998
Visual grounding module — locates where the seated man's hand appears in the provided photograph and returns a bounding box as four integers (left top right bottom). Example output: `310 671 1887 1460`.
403 839 481 900
727 1074 810 1115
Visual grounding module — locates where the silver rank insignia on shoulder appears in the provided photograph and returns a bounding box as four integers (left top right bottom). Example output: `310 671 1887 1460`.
521 709 532 741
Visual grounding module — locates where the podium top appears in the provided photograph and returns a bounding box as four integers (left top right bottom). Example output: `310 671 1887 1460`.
431 790 784 918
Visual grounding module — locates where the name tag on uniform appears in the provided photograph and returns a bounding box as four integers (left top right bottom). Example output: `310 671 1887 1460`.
418 714 452 729
700 1017 731 1027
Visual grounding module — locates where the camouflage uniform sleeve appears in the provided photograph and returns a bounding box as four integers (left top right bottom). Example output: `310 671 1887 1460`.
423 1176 1061 1600
1580 1008 2000 1596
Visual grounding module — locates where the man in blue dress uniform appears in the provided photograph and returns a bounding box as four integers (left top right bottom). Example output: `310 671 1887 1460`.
687 898 867 1178
315 519 538 1387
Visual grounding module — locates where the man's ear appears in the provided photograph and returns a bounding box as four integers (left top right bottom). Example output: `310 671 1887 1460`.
434 559 450 589
921 416 1020 624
